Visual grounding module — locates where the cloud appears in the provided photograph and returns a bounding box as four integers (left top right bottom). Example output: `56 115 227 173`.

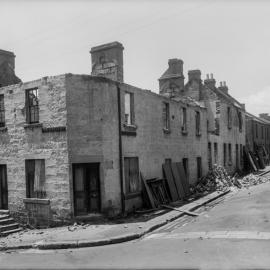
242 86 270 116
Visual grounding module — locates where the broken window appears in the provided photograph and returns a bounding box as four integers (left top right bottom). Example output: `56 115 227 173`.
195 111 201 136
227 107 232 129
223 143 227 166
181 107 187 132
214 143 218 164
162 102 170 130
124 157 140 194
25 159 46 198
183 158 189 182
26 88 39 124
228 143 232 164
0 95 5 127
197 157 202 179
208 143 212 170
124 92 134 125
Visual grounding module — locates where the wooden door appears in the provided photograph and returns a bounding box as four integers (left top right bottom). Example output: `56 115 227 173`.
0 165 8 209
73 163 100 216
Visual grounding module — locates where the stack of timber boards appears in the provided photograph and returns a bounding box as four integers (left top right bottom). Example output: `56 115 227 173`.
162 162 189 201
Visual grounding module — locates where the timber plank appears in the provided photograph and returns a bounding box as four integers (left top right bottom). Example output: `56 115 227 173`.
171 163 185 199
162 164 179 201
140 172 156 209
176 162 190 197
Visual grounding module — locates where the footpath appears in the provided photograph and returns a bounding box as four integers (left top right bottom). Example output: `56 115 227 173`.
0 190 230 251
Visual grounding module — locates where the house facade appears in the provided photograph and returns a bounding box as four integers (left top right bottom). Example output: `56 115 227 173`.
0 42 210 224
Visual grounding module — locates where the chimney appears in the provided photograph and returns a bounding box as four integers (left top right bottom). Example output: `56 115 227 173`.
218 81 229 94
204 73 216 89
90 41 124 82
259 113 270 121
0 49 21 87
188 70 201 81
241 103 246 110
158 58 185 97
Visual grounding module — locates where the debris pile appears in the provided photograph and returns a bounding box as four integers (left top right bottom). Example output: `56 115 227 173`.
238 174 268 188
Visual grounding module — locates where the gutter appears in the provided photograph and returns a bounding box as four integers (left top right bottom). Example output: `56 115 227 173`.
117 84 125 214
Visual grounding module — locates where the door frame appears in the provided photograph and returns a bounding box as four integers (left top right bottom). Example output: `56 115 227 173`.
72 163 101 216
0 164 8 210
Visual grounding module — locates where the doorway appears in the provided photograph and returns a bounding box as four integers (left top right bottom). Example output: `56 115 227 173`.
73 163 101 216
0 165 8 209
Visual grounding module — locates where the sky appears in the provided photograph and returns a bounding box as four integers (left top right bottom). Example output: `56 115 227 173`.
0 0 270 116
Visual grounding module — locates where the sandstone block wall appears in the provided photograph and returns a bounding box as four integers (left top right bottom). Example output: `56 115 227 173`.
0 75 70 222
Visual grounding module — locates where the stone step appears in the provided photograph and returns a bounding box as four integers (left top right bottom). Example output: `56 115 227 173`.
0 214 9 221
0 223 20 233
0 227 22 237
0 218 15 226
0 209 9 215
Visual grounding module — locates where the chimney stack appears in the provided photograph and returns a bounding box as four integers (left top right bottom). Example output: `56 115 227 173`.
158 58 185 97
204 73 216 89
0 49 21 87
90 41 124 82
188 70 201 81
259 113 270 121
218 81 229 94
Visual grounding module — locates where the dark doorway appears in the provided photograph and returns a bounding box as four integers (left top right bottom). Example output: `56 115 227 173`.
0 165 8 209
73 163 101 216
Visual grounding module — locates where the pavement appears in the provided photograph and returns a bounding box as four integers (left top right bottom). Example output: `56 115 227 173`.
0 189 230 251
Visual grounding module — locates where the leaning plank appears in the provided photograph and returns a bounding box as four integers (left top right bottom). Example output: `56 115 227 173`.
161 205 199 217
171 162 185 199
162 163 179 201
140 172 156 209
176 162 190 197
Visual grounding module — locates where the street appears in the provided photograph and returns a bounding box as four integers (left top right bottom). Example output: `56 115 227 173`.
1 182 270 269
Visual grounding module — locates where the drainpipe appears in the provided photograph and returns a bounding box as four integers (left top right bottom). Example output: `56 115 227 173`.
117 84 125 214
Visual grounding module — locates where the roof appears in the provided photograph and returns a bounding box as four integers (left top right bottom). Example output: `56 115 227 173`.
246 111 270 125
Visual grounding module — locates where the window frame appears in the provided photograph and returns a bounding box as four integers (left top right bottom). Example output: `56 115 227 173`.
181 107 187 133
227 106 232 129
162 102 170 131
197 157 202 180
195 111 201 136
124 157 140 195
26 88 39 124
0 94 5 127
124 91 135 126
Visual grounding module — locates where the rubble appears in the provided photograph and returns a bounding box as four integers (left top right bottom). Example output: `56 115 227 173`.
190 165 270 194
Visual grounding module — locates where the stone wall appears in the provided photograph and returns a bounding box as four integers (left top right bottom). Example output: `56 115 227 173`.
0 75 70 223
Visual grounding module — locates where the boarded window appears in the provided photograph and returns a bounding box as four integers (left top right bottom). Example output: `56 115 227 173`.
228 143 232 164
0 95 5 127
214 143 218 164
124 92 134 125
208 143 212 170
181 107 187 132
195 111 201 135
183 158 189 181
223 143 227 166
26 88 39 124
124 157 140 194
227 107 232 129
162 102 170 130
197 157 202 179
237 110 242 132
25 159 46 198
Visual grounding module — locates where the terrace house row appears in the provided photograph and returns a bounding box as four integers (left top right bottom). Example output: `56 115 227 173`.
0 42 209 224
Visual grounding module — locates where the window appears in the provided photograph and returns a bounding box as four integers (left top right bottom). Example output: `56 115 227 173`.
183 158 189 182
25 159 46 198
124 92 135 125
181 107 187 132
0 95 5 127
197 157 202 179
214 143 218 164
227 107 232 129
208 143 212 170
223 143 227 166
26 88 39 124
228 143 232 164
256 124 258 138
262 126 264 139
195 111 201 136
236 144 239 169
238 110 242 132
162 102 170 130
124 157 140 194
240 144 243 168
